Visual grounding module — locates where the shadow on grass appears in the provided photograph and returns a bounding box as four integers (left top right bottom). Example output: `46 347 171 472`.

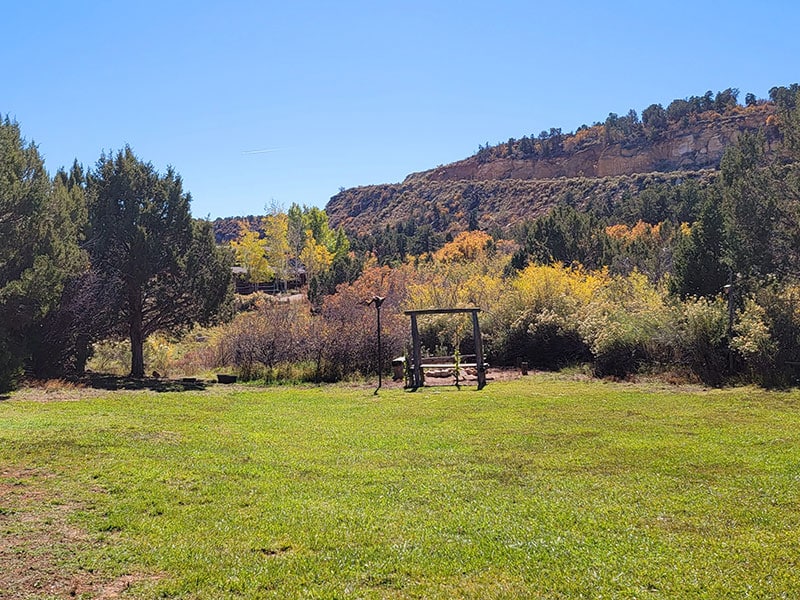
82 374 211 393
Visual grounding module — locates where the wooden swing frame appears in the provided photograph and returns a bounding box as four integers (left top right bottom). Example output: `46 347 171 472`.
404 307 487 390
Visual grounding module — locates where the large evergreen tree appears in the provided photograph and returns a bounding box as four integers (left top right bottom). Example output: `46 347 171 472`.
86 147 232 378
720 131 782 283
670 190 728 298
511 205 608 271
0 118 83 391
27 162 94 379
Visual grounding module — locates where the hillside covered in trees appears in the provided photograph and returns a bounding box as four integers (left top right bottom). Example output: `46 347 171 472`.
325 88 781 237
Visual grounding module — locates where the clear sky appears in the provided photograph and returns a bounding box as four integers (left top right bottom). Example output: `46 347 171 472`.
4 0 799 218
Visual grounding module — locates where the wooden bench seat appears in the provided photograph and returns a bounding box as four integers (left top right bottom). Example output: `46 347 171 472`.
400 355 487 387
419 354 478 369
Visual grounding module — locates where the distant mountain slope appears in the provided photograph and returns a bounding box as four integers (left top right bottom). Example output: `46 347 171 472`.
212 215 262 244
326 102 776 235
326 170 717 236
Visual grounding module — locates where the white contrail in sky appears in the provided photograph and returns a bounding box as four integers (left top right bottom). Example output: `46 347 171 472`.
241 148 280 155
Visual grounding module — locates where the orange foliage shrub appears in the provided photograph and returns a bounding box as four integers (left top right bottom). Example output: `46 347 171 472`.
433 230 492 262
605 220 664 243
319 265 415 379
563 125 605 152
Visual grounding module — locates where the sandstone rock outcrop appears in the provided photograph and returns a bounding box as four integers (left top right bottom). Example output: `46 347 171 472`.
413 107 771 183
326 105 776 235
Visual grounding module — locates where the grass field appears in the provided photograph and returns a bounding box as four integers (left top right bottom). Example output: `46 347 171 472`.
2 375 800 599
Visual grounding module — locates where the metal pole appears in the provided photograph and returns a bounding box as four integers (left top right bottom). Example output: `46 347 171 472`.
371 296 385 394
724 271 736 373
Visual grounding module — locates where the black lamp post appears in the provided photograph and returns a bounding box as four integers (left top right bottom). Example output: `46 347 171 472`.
724 271 739 373
369 296 385 393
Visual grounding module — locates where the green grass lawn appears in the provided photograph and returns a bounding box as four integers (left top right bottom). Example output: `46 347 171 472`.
2 376 800 599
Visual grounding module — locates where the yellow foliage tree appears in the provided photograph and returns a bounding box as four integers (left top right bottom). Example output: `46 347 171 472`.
300 229 334 282
406 234 509 353
407 232 507 311
262 212 292 291
230 222 274 283
511 263 609 319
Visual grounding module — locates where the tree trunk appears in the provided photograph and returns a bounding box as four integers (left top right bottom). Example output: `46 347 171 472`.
129 290 145 378
75 333 92 376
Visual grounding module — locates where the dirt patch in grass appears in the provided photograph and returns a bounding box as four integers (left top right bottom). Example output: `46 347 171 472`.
7 383 122 403
7 368 528 401
7 375 214 403
0 467 158 599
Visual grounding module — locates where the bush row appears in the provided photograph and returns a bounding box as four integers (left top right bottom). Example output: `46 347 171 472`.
117 256 800 388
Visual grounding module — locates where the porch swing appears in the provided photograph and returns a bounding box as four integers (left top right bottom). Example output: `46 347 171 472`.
401 307 487 390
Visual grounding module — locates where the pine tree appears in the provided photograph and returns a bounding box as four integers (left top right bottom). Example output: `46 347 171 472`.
27 163 93 378
0 118 84 390
86 147 232 378
670 191 728 298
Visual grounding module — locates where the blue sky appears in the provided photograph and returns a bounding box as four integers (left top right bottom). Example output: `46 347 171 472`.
4 0 799 218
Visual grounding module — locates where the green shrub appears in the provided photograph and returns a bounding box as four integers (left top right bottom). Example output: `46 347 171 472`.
675 297 729 385
87 340 132 375
731 299 777 384
578 271 668 378
589 318 650 378
488 263 600 369
496 309 588 369
758 285 800 386
0 338 22 393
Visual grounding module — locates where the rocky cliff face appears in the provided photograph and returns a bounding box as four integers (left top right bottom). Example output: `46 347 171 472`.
413 107 772 183
326 105 775 235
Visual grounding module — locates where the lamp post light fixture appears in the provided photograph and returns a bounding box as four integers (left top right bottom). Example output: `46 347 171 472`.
369 296 386 394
